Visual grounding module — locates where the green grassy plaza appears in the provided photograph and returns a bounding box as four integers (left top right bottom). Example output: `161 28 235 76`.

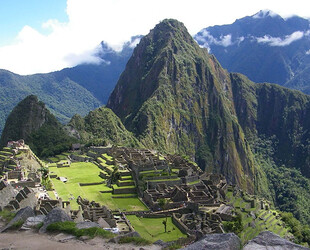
49 162 147 211
126 215 187 242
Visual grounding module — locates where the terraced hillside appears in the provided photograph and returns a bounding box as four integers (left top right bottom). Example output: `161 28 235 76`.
226 188 290 244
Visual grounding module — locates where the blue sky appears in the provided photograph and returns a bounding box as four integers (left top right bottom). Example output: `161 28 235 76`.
0 0 68 46
0 0 309 75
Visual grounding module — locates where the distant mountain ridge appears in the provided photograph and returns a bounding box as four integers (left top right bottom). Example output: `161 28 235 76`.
0 37 137 135
194 10 310 94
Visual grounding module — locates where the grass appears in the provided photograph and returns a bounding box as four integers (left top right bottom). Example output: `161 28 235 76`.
49 161 147 211
0 210 16 223
113 184 135 189
49 162 103 183
47 191 56 199
102 153 113 161
46 221 114 239
126 215 186 242
187 180 200 185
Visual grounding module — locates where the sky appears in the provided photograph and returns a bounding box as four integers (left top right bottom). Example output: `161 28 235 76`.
0 0 309 75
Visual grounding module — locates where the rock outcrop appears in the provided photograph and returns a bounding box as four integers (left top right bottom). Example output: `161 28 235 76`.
181 233 241 250
243 231 309 250
39 208 72 233
0 206 35 233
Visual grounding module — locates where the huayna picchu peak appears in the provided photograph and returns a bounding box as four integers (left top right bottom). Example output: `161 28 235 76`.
108 19 256 192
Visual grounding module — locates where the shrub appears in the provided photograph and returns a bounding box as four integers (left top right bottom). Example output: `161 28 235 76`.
0 210 16 223
46 221 114 239
11 219 24 229
223 213 243 236
46 221 77 235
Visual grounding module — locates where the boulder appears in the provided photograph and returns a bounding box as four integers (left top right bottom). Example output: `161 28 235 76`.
181 233 241 250
22 215 46 229
0 206 35 232
243 231 309 250
39 207 72 233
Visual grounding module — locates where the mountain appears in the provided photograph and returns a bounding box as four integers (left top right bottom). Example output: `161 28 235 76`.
68 106 140 147
0 95 76 157
0 69 100 135
0 37 137 135
107 19 256 192
194 10 310 94
107 19 310 222
54 37 139 104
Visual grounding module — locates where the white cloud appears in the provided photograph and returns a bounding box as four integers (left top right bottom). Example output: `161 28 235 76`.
256 31 305 46
195 30 245 49
306 49 310 55
0 0 309 74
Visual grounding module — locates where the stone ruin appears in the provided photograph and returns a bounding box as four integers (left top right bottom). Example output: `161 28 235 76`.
0 180 36 212
76 196 133 233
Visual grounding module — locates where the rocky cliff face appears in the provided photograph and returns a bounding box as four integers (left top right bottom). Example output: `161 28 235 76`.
107 19 256 191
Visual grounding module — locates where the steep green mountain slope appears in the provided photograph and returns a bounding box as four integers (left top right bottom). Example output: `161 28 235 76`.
68 107 140 148
107 19 256 192
0 95 76 157
231 73 310 177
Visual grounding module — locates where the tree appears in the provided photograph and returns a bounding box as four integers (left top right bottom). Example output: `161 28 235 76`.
107 165 120 187
158 198 170 233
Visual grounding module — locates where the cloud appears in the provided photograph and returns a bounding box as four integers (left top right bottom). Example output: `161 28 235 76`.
0 0 310 74
256 31 305 46
306 49 310 55
195 30 245 50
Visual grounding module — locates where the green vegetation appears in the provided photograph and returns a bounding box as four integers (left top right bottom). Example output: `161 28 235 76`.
0 210 15 223
0 95 77 157
126 215 186 242
10 219 24 229
251 136 310 225
118 236 152 245
0 69 101 135
223 213 243 236
49 161 146 211
226 189 290 244
68 107 140 147
46 221 114 239
281 212 310 246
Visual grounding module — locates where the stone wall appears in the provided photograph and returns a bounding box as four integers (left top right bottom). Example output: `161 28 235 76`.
89 146 111 155
113 187 136 194
172 213 193 235
0 182 17 209
11 181 36 188
147 179 182 189
185 175 199 183
79 181 105 186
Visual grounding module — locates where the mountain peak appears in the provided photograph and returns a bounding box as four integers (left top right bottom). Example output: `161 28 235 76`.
252 9 280 19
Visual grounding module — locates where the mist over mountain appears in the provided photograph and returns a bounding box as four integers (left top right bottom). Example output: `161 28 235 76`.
194 10 310 94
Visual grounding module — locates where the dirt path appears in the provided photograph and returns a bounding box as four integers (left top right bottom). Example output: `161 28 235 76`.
0 230 161 250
